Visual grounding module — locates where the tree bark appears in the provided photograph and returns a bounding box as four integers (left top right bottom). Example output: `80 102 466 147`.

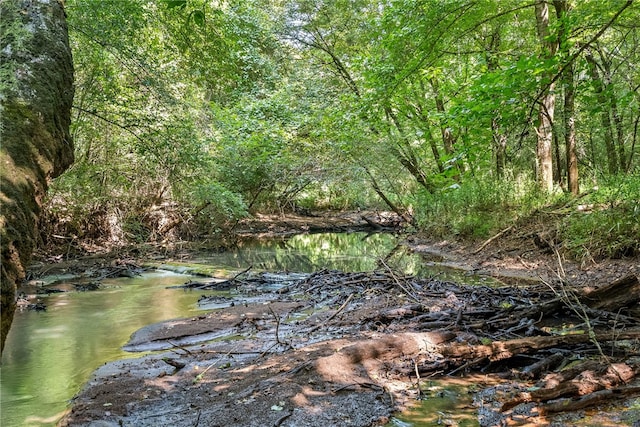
484 27 507 179
585 49 619 175
554 0 579 194
429 78 457 156
0 0 74 352
581 274 640 314
597 45 627 172
534 0 557 193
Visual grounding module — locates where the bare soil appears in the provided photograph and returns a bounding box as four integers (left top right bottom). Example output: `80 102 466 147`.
48 212 639 427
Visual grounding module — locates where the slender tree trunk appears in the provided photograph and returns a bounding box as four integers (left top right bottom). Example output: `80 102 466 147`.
554 0 579 194
597 47 627 172
564 63 579 194
413 80 444 173
363 167 414 225
585 50 619 175
492 118 507 178
429 77 456 156
611 94 627 172
535 0 558 193
426 123 445 173
385 107 434 192
485 28 507 179
630 112 639 171
553 131 563 184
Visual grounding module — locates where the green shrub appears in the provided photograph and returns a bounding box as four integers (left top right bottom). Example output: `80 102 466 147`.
560 174 640 260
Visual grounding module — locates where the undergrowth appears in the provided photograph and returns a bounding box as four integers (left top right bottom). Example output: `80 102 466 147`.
413 175 549 239
559 174 640 260
414 173 639 261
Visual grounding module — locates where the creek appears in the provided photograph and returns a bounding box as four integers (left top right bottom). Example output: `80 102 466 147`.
0 232 491 426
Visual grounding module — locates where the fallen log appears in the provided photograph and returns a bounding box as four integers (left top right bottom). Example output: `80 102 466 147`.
502 362 638 411
518 352 566 380
438 328 640 362
581 274 640 315
540 384 640 414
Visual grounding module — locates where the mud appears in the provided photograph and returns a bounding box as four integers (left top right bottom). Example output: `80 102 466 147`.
60 269 640 427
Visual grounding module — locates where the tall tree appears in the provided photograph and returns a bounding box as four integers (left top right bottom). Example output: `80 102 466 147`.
554 0 579 194
534 0 558 193
0 0 74 352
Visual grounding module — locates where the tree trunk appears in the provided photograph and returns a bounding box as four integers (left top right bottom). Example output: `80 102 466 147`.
385 107 434 192
581 274 640 315
492 118 508 178
0 0 74 352
535 0 557 193
363 167 414 225
564 73 579 194
597 46 627 172
429 77 457 157
554 0 579 194
585 49 619 175
410 80 445 174
485 28 507 179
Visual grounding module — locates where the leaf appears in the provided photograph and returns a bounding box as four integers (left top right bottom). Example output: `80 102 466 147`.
191 10 205 27
164 0 187 9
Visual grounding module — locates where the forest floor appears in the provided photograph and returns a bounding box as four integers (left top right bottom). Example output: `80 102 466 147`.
35 211 639 427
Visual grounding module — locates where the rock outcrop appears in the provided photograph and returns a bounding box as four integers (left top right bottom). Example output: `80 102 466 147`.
0 0 74 352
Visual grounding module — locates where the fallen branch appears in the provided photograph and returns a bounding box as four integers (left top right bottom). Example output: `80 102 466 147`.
581 274 640 313
502 362 638 411
438 328 640 362
307 293 355 334
540 385 640 414
473 225 513 254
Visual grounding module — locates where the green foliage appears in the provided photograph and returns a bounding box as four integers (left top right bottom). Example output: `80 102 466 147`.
40 0 640 255
414 177 524 238
560 174 640 260
190 181 248 224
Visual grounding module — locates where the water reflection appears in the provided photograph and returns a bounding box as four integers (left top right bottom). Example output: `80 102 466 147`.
1 232 406 426
386 383 479 427
1 271 204 427
201 232 407 273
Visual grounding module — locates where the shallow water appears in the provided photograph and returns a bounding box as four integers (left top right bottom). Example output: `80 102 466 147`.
0 232 493 426
0 271 206 427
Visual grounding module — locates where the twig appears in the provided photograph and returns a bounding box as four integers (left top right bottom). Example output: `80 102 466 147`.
307 293 354 334
193 346 237 383
231 265 253 281
197 265 253 290
323 293 354 324
260 342 282 359
193 409 201 427
473 225 513 254
167 340 193 355
274 411 292 427
379 259 421 303
268 304 284 344
413 358 423 399
543 249 608 361
448 357 485 376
